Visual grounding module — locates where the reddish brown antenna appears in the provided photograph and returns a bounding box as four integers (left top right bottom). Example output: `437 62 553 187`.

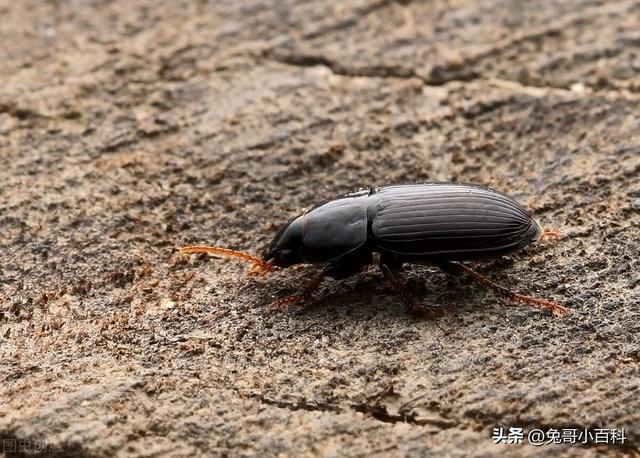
180 245 274 276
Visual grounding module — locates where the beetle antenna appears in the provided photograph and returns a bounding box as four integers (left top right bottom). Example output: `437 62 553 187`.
180 245 274 276
540 229 561 240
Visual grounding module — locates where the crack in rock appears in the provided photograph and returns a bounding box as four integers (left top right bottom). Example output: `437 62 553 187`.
241 391 457 429
264 0 640 93
301 0 415 41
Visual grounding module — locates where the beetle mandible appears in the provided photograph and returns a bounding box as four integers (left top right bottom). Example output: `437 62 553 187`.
181 183 568 315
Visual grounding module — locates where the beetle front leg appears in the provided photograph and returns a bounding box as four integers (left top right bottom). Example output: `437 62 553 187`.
378 263 444 317
267 268 328 312
439 261 569 315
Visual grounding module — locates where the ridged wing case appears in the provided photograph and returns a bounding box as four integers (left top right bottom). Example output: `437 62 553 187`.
370 184 541 261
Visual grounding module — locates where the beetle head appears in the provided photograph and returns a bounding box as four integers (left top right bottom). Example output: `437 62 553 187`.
263 191 370 268
262 216 305 267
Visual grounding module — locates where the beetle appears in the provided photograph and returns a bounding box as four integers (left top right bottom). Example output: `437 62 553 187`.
181 183 568 315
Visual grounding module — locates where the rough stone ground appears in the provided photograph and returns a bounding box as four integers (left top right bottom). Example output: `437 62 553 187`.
1 0 639 456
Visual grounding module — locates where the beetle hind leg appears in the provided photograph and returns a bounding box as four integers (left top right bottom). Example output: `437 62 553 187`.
379 263 444 317
439 261 569 315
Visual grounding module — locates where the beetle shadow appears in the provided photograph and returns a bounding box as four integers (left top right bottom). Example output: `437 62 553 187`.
274 256 553 324
269 265 486 321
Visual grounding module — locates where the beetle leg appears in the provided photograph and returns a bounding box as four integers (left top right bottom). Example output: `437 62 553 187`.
379 263 443 317
267 269 327 311
439 261 569 315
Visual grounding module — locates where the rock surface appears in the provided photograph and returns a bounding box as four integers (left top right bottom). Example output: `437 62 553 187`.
1 0 639 456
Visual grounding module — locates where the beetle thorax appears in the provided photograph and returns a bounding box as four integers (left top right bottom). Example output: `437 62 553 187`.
264 192 371 267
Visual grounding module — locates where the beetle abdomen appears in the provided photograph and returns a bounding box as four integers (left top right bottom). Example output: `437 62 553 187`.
370 184 541 261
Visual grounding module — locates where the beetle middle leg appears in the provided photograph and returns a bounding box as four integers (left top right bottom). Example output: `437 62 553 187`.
378 263 444 317
438 261 569 315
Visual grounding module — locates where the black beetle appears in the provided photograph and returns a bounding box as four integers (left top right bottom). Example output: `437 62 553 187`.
181 183 568 315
